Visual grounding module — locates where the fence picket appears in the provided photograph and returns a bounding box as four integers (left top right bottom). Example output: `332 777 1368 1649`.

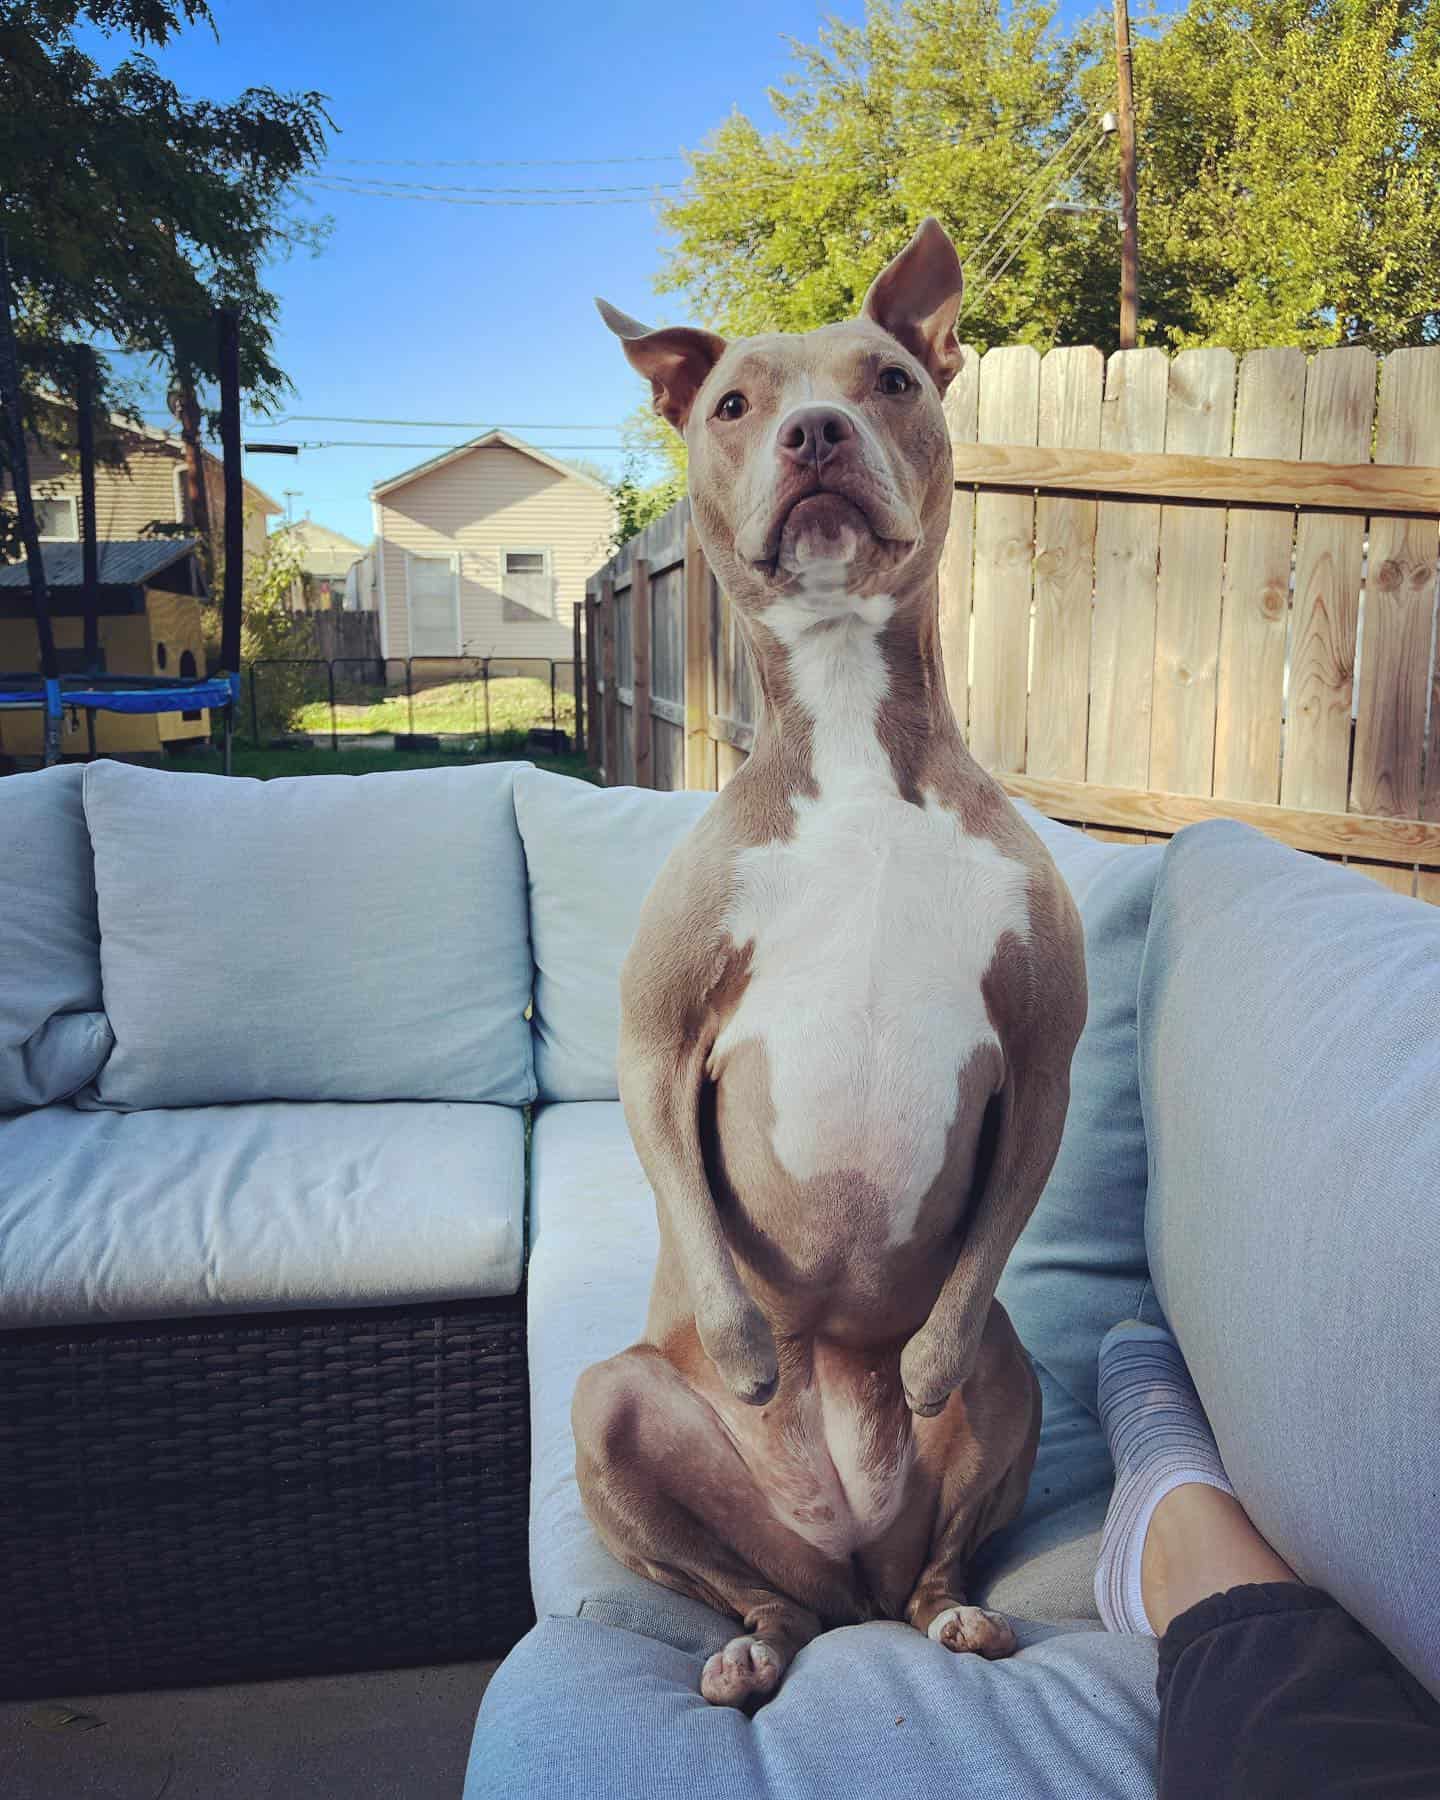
1028 346 1103 781
1213 348 1306 803
683 520 717 790
631 559 652 789
970 346 1039 773
584 592 601 772
1284 348 1375 811
1351 348 1440 819
1088 348 1168 788
939 346 980 735
1150 348 1236 794
600 576 618 785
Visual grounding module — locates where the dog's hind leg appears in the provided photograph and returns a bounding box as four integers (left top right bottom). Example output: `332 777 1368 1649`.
900 1301 1041 1659
573 1343 839 1708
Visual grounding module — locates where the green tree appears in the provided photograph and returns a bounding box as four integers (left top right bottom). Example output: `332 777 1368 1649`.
651 0 1440 358
1128 0 1440 350
656 0 1112 353
1 0 331 549
206 525 316 741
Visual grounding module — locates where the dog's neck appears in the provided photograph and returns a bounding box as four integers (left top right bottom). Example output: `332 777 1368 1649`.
738 564 965 803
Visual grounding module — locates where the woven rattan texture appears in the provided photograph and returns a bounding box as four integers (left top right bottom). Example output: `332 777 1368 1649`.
0 1294 532 1697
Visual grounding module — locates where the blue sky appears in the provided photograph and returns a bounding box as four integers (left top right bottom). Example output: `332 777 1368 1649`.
98 0 1097 545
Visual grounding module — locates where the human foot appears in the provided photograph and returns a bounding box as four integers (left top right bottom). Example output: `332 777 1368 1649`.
1093 1321 1236 1635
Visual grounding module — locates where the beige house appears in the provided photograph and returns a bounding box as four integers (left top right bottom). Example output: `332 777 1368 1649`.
370 431 613 665
17 409 280 575
283 517 368 612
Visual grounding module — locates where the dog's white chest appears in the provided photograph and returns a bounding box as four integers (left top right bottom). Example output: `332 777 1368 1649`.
711 600 1030 1239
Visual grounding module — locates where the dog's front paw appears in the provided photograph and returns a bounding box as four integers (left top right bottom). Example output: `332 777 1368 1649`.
900 1329 962 1417
928 1604 1017 1660
701 1299 779 1406
701 1635 783 1708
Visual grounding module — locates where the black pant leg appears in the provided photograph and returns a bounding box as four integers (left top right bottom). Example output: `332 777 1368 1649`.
1155 1582 1440 1800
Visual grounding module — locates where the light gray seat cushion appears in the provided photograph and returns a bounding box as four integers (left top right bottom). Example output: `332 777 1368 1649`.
465 1614 1160 1800
0 764 112 1109
1141 821 1440 1699
80 760 534 1109
515 769 712 1101
0 1099 524 1327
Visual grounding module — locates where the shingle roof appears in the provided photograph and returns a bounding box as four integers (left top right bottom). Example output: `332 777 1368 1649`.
0 539 200 590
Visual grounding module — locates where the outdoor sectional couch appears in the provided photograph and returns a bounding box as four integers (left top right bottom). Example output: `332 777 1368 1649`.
3 759 1438 1799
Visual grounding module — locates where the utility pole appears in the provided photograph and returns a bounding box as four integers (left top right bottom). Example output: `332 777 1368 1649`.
1114 0 1140 349
216 308 244 777
75 347 101 758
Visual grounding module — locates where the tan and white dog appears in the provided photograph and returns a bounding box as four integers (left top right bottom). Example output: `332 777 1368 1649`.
574 218 1086 1710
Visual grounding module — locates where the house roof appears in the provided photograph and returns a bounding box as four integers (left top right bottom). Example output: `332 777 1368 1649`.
0 538 201 591
282 517 367 577
32 394 282 517
370 429 611 501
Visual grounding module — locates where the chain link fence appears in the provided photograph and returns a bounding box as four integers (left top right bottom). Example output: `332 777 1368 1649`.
245 656 577 754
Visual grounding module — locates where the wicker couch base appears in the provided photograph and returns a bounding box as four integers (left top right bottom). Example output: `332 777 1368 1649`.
0 1293 532 1698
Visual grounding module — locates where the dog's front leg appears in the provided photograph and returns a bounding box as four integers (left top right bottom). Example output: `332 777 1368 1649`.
900 1069 1069 1417
620 1037 779 1406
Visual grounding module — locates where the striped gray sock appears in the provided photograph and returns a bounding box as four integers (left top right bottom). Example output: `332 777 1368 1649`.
1093 1322 1235 1636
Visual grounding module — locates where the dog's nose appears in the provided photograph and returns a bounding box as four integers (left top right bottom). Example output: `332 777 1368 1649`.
776 405 856 468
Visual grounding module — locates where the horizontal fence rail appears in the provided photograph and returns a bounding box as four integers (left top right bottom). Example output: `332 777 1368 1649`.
584 341 1440 904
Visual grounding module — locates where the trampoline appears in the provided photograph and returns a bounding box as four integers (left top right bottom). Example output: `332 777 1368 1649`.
0 671 241 715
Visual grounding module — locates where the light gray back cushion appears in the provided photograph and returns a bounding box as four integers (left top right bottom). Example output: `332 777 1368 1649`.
1140 821 1440 1698
82 760 534 1109
515 770 711 1101
0 765 112 1110
999 808 1163 1415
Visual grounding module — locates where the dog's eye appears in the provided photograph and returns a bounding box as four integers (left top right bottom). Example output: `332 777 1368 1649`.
878 366 914 396
714 391 749 422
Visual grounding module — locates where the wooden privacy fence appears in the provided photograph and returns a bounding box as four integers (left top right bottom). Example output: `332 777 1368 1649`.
583 342 1440 903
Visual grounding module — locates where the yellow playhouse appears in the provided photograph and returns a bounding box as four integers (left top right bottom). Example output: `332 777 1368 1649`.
0 539 212 758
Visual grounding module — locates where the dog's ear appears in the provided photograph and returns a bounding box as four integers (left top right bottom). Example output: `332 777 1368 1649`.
861 218 965 394
596 299 727 432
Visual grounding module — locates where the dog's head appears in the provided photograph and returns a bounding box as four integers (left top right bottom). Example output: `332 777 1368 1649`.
598 218 963 619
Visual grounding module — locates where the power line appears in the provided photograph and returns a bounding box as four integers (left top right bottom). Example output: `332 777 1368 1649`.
318 175 685 196
305 180 667 208
309 123 1027 207
140 410 624 429
962 131 1110 319
244 439 629 452
324 126 1014 179
330 153 688 169
962 107 1111 279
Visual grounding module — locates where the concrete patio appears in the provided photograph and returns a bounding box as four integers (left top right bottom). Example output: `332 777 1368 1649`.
0 1660 497 1799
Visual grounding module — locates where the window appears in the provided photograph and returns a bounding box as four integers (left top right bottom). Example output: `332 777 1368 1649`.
501 547 553 622
36 496 78 540
405 552 460 657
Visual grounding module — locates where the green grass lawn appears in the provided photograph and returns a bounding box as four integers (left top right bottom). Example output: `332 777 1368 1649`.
165 744 597 781
293 673 575 740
